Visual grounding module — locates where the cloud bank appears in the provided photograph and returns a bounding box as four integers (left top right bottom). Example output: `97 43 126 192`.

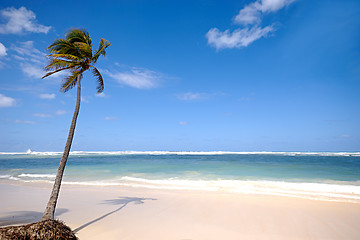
206 0 295 50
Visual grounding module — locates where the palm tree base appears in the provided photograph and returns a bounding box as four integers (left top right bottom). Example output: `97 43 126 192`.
0 219 78 240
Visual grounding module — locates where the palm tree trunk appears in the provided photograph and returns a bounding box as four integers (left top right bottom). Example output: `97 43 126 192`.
42 75 82 221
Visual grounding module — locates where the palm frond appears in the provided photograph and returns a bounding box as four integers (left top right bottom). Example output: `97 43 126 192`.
61 70 83 92
47 38 66 51
73 42 92 59
43 28 110 94
47 39 79 56
66 29 92 46
92 38 111 64
48 54 82 61
44 59 78 72
91 66 104 93
42 66 73 79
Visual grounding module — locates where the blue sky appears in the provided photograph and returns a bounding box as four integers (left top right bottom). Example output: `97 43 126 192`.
0 0 359 152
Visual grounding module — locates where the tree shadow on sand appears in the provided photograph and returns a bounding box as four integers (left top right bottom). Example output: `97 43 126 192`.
73 197 156 233
0 208 69 227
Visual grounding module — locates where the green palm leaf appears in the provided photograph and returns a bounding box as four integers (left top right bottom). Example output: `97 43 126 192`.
61 70 83 92
47 39 79 56
43 28 110 93
93 38 111 64
66 29 92 46
44 59 78 72
48 54 82 61
74 42 93 59
42 66 73 79
91 66 104 93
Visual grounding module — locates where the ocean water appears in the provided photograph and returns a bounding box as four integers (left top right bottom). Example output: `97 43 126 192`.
1 151 360 202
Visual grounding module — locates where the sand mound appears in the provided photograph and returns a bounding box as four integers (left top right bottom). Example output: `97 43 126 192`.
0 219 78 240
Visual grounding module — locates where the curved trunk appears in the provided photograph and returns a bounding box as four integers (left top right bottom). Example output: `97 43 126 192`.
42 75 82 221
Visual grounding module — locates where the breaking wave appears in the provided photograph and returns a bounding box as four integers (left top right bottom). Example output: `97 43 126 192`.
1 174 359 203
1 150 359 157
18 173 56 178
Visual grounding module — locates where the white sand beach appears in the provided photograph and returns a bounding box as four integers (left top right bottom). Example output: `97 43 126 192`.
1 182 360 240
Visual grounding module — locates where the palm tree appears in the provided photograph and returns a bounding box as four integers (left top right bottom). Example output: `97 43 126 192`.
41 29 111 220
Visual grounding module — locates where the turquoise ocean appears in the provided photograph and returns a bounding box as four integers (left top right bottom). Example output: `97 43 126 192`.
1 151 359 203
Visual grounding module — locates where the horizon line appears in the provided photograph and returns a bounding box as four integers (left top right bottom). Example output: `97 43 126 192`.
0 150 359 156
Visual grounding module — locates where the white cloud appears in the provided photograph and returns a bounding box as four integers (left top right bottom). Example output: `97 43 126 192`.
14 119 35 124
9 41 49 78
0 7 51 34
0 42 6 67
259 0 295 12
0 42 7 56
11 41 45 63
206 26 273 49
105 116 119 121
178 121 188 125
234 0 294 25
176 92 207 101
9 41 66 79
20 63 44 78
55 110 67 115
0 93 16 107
13 55 26 61
234 4 262 25
95 92 106 98
206 0 295 50
104 67 160 89
33 113 51 118
39 93 55 99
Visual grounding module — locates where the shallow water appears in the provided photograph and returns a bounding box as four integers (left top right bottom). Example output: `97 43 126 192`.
1 151 359 202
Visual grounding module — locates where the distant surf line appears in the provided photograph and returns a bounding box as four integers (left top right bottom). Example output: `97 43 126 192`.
1 150 360 156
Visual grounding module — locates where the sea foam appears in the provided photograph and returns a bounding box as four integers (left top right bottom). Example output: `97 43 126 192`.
1 151 359 157
2 172 359 203
18 173 56 178
117 177 360 203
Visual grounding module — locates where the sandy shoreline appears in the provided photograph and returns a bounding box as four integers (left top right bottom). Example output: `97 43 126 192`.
1 182 360 240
